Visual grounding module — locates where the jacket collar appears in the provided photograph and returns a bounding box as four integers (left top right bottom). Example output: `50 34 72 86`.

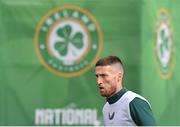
106 87 128 104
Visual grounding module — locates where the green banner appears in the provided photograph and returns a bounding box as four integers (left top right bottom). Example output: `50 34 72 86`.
0 0 143 125
141 0 180 125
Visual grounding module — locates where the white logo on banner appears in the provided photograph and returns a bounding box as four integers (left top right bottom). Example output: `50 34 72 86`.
155 8 175 79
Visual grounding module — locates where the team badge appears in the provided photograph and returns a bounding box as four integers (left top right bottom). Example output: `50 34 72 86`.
34 5 103 77
109 112 115 120
155 8 175 79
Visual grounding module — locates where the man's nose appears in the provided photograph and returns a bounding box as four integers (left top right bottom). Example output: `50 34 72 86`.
97 77 102 85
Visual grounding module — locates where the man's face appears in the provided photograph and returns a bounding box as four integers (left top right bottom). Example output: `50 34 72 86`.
95 65 119 97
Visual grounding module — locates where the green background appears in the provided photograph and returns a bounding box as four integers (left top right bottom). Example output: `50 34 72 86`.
0 0 179 125
141 0 180 125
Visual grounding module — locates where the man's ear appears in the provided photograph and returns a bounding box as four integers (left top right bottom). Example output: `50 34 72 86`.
117 72 123 81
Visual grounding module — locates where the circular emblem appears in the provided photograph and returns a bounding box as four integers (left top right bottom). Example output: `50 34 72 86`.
34 5 103 77
155 8 175 79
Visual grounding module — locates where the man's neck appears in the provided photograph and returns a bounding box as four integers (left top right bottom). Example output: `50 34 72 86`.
106 87 128 104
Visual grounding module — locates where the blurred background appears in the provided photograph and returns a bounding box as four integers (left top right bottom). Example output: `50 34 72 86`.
0 0 180 125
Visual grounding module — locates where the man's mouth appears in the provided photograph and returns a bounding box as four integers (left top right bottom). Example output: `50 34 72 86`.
99 86 104 91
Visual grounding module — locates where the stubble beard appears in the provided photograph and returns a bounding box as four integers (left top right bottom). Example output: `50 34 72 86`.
100 87 116 97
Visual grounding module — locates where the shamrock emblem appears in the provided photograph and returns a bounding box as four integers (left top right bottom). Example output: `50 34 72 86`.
160 29 169 57
54 25 84 56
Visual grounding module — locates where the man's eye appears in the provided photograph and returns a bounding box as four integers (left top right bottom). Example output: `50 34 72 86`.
101 74 107 77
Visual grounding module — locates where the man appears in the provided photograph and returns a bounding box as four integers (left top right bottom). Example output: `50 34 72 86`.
95 56 156 126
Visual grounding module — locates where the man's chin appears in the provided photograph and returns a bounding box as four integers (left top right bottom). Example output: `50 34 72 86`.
100 92 108 97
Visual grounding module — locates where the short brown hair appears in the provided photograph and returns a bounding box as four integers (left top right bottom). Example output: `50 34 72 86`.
95 56 123 67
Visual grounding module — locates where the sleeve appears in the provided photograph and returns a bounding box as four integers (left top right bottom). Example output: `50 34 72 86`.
129 97 157 126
